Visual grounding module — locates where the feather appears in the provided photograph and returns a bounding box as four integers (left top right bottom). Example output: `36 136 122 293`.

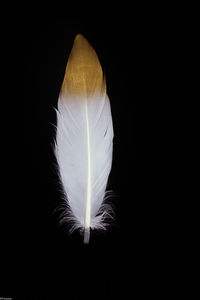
55 34 114 243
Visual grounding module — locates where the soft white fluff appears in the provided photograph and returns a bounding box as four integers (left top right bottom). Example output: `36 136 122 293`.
55 89 114 243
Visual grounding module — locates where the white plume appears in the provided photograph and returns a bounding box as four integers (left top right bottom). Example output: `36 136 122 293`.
54 34 114 243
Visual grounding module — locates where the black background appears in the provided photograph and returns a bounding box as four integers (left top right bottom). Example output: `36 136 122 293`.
0 4 188 299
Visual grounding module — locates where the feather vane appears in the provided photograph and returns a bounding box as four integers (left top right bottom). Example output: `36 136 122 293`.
55 34 114 243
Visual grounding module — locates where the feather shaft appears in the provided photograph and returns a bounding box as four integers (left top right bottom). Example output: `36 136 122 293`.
85 98 91 230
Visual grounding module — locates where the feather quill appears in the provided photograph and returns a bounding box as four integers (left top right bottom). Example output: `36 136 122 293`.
55 34 114 243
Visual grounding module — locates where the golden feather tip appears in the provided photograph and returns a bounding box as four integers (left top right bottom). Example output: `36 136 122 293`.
61 34 105 98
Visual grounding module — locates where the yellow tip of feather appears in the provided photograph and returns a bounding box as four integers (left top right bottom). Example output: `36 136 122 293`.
61 34 106 98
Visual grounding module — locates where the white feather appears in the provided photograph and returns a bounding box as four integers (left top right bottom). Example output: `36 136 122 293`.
54 34 114 243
